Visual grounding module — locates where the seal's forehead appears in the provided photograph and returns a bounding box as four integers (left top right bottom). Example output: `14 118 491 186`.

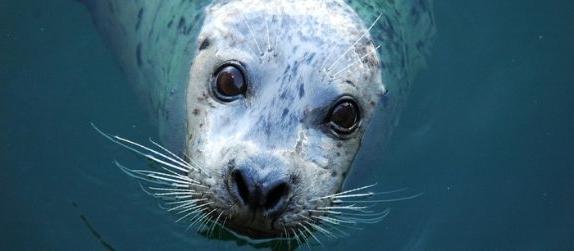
201 0 385 100
205 0 368 50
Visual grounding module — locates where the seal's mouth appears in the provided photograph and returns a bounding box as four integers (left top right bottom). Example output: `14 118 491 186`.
227 223 285 239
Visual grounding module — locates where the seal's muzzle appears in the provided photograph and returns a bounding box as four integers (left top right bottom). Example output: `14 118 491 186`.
227 155 291 220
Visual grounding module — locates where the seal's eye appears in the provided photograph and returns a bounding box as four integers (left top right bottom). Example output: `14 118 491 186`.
213 65 247 101
326 99 360 136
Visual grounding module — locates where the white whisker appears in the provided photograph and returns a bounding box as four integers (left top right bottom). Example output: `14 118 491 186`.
241 15 263 56
313 215 356 225
265 15 271 52
175 203 212 222
325 13 382 73
291 228 302 247
333 193 423 204
168 199 208 212
174 202 212 215
115 161 193 188
332 44 382 77
302 219 337 239
91 123 210 178
209 211 224 237
196 208 217 232
151 191 200 197
148 138 208 176
147 187 193 192
312 183 377 201
186 207 210 231
309 209 342 215
318 205 369 211
298 222 322 245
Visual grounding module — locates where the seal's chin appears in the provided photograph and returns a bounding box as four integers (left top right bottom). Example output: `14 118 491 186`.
226 223 285 240
217 206 290 239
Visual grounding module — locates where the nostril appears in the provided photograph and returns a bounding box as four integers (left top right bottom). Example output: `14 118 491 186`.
232 169 250 205
264 182 289 211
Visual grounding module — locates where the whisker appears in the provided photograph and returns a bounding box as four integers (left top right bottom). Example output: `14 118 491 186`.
297 228 311 249
326 210 390 218
298 222 322 246
316 217 351 237
208 211 225 237
148 138 208 176
197 209 217 232
318 217 363 231
329 192 375 199
91 123 195 175
147 187 194 192
219 214 230 239
313 215 356 225
333 193 423 204
312 183 377 201
331 44 382 77
282 226 292 250
291 228 302 247
151 191 200 197
309 209 343 215
241 14 263 56
174 202 212 216
186 207 210 231
118 167 195 184
115 161 194 188
302 218 337 239
325 13 382 73
168 199 208 212
265 14 271 52
318 205 369 211
175 203 212 222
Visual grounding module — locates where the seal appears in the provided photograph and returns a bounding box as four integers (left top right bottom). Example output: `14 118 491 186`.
83 0 435 244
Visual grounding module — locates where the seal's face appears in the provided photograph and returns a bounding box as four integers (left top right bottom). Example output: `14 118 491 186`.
185 0 384 239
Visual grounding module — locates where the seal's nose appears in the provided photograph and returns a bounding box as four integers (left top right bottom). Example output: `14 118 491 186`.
229 167 290 217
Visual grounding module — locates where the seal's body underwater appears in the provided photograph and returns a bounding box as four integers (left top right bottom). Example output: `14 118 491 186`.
83 0 434 241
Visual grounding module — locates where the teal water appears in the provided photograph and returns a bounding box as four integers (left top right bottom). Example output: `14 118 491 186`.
1 0 573 250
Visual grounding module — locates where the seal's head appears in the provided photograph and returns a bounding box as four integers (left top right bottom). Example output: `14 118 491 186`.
185 0 384 239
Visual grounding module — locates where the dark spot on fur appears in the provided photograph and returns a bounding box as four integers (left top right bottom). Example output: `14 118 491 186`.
282 65 291 78
177 17 192 35
136 8 143 30
279 89 288 99
290 174 299 184
336 142 343 148
305 53 316 64
370 100 376 107
331 171 337 177
193 108 200 116
416 40 424 51
344 80 355 87
199 123 204 128
298 83 305 98
107 1 114 14
178 17 186 29
281 108 289 119
291 60 300 76
199 37 210 51
136 43 142 67
336 152 341 157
